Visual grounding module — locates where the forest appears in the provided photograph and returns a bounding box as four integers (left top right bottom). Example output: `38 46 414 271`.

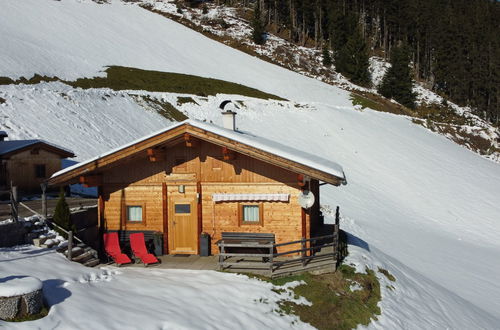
220 0 500 123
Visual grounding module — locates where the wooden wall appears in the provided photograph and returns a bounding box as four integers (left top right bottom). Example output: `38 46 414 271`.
5 149 62 193
201 183 304 254
99 139 316 254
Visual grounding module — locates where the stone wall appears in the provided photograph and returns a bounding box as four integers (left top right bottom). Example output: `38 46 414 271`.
0 222 27 248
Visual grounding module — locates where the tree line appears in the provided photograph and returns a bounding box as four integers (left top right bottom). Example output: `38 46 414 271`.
241 0 499 123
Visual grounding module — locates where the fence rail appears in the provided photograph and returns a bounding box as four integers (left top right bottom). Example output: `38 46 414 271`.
218 223 340 277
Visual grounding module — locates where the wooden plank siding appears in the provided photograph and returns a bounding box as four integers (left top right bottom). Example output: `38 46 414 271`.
88 138 320 255
4 149 63 193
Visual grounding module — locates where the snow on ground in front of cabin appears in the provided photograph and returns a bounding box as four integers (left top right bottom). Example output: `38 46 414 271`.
2 0 500 328
0 245 312 330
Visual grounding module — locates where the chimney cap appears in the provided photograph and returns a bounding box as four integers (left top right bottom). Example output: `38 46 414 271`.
0 131 7 139
219 100 237 113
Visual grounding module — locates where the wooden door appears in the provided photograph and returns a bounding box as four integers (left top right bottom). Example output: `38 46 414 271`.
168 188 198 254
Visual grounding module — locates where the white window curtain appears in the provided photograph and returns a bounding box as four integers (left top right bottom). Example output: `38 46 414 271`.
127 206 142 222
243 205 259 222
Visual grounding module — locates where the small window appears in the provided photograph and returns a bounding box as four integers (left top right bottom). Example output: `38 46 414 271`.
35 164 46 178
175 204 191 214
240 204 263 225
127 206 143 222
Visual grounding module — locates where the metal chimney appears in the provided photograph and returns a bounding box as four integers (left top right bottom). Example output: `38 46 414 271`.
0 131 7 141
219 100 237 131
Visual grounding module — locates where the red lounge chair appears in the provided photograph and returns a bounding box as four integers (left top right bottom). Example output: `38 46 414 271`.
103 232 132 265
130 233 159 266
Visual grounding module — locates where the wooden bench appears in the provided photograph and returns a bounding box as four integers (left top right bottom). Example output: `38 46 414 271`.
217 232 275 272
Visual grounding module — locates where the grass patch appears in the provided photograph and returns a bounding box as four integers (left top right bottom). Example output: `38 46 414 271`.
0 74 59 86
5 306 49 322
249 265 381 330
69 66 284 100
177 96 197 105
1 66 285 102
378 267 396 282
350 92 413 116
132 95 188 121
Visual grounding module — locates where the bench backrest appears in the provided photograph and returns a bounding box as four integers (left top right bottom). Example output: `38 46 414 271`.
221 232 275 242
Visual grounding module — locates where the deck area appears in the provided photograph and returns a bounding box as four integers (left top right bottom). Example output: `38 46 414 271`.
115 226 344 278
121 249 336 277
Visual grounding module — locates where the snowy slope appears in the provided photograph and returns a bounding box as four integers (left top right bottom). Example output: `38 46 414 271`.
0 246 311 330
1 0 500 329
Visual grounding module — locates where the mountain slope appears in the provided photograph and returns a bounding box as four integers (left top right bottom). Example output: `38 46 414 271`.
1 0 500 328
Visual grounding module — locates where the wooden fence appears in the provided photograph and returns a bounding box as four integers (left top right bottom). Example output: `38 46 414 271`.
218 224 340 277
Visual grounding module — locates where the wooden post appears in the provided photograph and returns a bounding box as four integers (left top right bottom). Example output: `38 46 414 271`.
334 206 340 268
68 230 73 261
41 183 47 219
335 206 340 226
301 238 306 267
11 184 18 222
269 244 274 276
219 241 224 271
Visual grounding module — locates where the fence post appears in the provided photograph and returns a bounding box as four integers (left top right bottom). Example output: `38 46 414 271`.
11 185 18 222
68 230 73 261
269 244 274 276
334 207 340 269
218 241 224 271
41 183 48 219
301 238 306 267
335 206 340 226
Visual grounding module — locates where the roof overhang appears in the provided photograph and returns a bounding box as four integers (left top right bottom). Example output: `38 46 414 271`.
0 141 75 159
49 121 345 186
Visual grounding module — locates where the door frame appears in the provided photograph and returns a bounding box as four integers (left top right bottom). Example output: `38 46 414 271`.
166 183 200 254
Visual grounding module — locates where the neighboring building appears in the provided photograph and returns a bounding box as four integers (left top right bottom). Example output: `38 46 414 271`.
0 131 75 194
49 114 345 255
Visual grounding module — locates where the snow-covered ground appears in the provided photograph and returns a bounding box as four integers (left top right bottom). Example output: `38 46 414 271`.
1 0 500 328
0 245 311 329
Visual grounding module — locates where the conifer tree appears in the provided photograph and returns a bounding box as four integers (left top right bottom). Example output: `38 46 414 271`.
252 2 266 45
378 44 416 109
335 27 371 87
53 187 73 237
322 45 332 67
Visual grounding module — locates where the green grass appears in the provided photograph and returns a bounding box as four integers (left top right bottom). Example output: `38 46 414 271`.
378 267 396 282
177 96 198 105
4 306 49 322
248 265 381 330
0 66 285 101
69 66 285 100
133 95 188 121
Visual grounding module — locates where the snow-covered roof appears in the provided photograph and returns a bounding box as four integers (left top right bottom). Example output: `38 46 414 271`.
0 139 75 157
51 119 345 184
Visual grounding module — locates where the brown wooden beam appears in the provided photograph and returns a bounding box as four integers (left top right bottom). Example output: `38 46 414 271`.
222 146 236 160
184 133 198 147
79 175 102 187
147 148 157 162
162 183 168 255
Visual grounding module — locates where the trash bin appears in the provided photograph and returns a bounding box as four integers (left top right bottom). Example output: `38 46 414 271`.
200 232 210 256
153 232 163 256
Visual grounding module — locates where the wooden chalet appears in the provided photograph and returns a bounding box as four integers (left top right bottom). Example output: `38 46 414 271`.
0 131 75 195
49 114 345 256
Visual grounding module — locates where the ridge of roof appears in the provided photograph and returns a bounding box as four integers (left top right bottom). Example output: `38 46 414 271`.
0 139 75 156
51 119 345 182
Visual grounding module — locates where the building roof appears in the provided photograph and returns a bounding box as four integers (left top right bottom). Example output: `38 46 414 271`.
0 139 75 158
50 119 346 186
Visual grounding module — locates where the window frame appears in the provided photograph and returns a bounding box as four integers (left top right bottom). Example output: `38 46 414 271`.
34 164 46 179
124 203 146 224
238 202 264 226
